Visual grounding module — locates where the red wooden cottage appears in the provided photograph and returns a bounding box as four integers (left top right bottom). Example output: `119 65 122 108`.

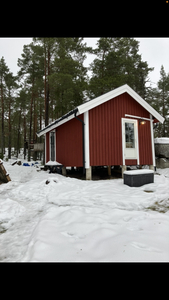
37 84 164 179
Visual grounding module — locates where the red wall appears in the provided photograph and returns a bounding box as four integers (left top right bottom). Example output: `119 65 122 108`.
56 115 83 167
138 121 152 165
89 92 153 166
46 92 153 167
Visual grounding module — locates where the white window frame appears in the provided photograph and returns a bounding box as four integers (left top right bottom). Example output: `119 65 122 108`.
50 131 56 161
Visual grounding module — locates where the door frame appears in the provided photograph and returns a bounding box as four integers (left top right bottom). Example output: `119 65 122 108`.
121 118 139 165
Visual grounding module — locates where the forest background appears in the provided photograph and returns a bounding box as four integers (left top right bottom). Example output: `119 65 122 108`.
0 37 169 161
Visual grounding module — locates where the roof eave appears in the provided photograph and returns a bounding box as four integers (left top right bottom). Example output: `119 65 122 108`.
36 84 164 137
37 108 78 137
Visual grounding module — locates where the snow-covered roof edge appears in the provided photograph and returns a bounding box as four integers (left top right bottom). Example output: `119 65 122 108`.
37 84 164 137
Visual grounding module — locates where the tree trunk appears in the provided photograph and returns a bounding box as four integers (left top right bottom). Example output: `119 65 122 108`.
8 98 11 159
24 115 27 159
1 85 4 157
28 94 33 161
17 110 21 158
44 47 49 127
162 91 166 137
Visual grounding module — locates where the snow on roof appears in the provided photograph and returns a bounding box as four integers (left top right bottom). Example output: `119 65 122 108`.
45 161 62 166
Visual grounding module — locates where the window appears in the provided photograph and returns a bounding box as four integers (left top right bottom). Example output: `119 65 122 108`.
125 122 135 148
50 132 55 161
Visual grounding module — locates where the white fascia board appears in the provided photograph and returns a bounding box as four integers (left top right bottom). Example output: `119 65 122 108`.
78 84 164 124
78 84 127 115
37 112 78 137
37 84 164 137
125 86 165 124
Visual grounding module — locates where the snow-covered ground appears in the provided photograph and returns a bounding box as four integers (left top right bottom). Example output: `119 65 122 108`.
0 160 169 262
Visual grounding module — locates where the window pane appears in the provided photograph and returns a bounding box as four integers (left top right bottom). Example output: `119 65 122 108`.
50 132 55 161
125 123 135 148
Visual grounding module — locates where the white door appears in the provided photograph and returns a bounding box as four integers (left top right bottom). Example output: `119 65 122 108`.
122 118 139 164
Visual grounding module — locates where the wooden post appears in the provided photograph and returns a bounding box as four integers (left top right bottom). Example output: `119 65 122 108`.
149 165 154 171
108 165 111 176
62 166 67 176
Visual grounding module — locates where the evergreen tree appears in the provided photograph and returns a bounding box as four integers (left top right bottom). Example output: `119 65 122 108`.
146 65 169 137
146 86 163 137
0 57 9 157
5 72 18 158
88 37 154 99
48 38 89 118
157 65 169 136
33 38 56 126
17 42 44 160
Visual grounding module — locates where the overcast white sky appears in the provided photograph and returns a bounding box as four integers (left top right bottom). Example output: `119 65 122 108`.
0 37 169 89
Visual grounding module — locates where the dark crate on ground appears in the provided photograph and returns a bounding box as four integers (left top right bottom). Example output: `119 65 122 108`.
45 161 63 174
123 170 154 187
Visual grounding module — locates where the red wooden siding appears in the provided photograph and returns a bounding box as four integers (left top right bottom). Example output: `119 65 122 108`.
125 159 137 165
89 92 153 166
138 121 152 165
56 115 83 167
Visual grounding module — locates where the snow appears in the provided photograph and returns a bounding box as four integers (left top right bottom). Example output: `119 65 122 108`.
123 170 154 175
45 161 62 166
154 137 169 144
0 160 169 262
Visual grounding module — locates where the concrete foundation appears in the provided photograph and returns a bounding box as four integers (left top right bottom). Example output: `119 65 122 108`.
122 165 126 178
62 166 67 176
149 165 154 171
86 166 92 180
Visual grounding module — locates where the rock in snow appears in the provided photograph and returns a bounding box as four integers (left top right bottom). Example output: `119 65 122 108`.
0 161 169 262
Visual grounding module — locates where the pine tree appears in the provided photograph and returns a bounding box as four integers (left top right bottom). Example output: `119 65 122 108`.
157 65 169 136
146 86 163 137
48 38 89 118
17 42 44 160
0 57 9 157
33 38 56 126
5 72 18 158
88 37 154 99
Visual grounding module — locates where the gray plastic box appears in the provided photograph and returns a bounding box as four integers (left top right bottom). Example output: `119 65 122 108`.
123 170 154 187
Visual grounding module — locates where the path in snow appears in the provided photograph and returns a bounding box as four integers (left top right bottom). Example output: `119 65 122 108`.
0 162 169 262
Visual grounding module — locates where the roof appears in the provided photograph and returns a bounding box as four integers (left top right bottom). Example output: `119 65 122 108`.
37 84 164 137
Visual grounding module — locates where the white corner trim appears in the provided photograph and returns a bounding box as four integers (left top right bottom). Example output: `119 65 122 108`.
150 114 156 167
45 133 47 164
84 111 90 168
121 118 125 165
